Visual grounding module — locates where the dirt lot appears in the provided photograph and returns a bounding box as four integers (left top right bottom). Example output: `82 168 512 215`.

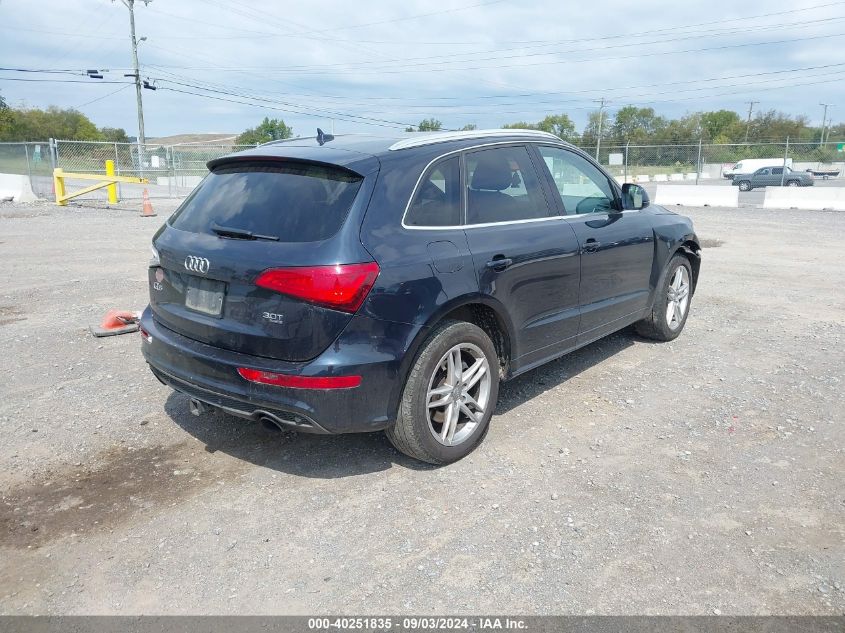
0 199 842 615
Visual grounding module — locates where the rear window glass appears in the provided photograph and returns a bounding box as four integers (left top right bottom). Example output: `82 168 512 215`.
170 161 363 242
404 156 461 227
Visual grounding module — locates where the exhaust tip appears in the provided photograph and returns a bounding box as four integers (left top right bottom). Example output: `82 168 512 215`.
259 415 284 432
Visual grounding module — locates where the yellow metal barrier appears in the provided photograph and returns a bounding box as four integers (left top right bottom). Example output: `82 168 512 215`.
53 161 148 206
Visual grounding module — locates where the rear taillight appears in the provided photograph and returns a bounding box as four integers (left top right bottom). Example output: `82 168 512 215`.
237 368 361 389
255 262 379 313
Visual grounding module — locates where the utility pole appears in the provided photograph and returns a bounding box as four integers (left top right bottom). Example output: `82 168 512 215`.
117 0 150 173
744 101 759 143
594 97 607 161
819 103 833 146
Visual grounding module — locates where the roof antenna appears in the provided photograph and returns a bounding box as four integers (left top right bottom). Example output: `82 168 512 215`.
316 128 335 146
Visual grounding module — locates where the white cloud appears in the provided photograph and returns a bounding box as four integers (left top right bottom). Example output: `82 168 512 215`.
1 0 843 136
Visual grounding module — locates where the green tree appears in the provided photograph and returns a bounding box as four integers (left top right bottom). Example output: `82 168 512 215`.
0 106 102 141
502 121 538 130
611 106 666 144
504 114 577 141
235 117 293 145
0 92 10 139
747 110 808 142
99 127 130 142
581 110 611 148
460 123 477 131
699 110 742 142
536 114 578 141
417 118 443 131
658 113 702 144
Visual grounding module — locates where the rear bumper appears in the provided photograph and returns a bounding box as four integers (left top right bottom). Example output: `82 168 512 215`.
140 306 425 434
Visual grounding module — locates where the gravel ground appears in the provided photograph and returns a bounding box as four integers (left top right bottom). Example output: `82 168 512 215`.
0 198 842 615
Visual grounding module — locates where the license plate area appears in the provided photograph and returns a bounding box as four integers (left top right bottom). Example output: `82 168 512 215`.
185 277 226 317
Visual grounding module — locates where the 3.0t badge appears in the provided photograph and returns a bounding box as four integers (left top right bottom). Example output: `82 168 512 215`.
184 255 210 274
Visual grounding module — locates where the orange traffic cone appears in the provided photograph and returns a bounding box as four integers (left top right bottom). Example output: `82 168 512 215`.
141 189 157 217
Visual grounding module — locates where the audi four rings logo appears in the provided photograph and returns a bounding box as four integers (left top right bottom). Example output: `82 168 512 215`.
184 255 210 274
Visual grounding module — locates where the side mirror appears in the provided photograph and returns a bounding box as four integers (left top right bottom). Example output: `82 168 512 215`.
621 183 649 210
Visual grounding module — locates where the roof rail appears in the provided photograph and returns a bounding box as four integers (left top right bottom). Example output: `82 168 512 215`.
388 128 560 151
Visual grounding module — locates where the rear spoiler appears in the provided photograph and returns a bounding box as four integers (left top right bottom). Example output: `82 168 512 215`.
206 154 366 178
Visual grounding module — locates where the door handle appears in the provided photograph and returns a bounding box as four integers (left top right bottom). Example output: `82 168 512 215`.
485 257 513 271
583 239 601 253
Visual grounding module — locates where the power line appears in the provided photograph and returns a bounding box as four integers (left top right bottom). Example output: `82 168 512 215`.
137 62 845 106
142 32 845 76
185 15 845 74
110 0 845 44
156 84 423 130
74 83 134 108
0 77 132 84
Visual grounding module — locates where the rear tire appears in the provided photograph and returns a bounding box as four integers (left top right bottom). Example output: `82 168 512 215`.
737 180 752 191
386 320 499 465
635 254 693 342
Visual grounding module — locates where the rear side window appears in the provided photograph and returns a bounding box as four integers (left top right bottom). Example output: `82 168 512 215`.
170 161 363 242
405 156 461 227
465 145 550 225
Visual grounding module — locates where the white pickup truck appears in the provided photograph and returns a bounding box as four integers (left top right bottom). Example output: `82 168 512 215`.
723 158 793 179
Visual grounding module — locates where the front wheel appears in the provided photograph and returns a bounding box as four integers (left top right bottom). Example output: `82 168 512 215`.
635 254 693 342
786 180 800 187
386 320 499 465
737 180 752 191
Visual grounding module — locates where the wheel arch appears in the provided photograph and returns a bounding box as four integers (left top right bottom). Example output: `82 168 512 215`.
402 295 516 386
677 240 701 294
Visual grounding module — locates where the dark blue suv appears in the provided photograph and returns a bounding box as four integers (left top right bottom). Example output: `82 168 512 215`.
141 129 700 464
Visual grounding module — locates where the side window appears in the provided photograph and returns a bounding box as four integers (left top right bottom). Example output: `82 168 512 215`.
536 146 616 215
405 156 461 227
759 168 770 176
772 167 783 175
465 145 550 225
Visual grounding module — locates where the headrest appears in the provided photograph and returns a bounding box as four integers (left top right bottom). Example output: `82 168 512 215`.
471 154 513 191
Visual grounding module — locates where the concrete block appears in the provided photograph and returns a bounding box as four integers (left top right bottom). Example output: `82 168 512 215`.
763 187 845 211
0 173 38 202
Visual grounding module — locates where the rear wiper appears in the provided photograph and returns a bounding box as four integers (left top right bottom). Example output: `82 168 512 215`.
211 223 279 242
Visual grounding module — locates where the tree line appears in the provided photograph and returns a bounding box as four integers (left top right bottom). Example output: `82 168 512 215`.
406 107 844 146
0 99 131 143
2 92 842 147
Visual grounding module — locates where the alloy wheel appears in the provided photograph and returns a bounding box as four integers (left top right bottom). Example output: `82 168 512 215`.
425 343 491 446
666 266 691 331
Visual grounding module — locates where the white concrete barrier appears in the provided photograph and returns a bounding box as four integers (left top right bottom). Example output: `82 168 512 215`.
0 173 38 202
155 175 204 188
654 185 739 207
635 175 650 183
685 173 697 180
653 174 668 182
669 173 684 181
763 187 845 211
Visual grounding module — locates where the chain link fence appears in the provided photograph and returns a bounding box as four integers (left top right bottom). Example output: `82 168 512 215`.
0 141 55 199
2 138 843 204
578 141 845 183
52 140 258 200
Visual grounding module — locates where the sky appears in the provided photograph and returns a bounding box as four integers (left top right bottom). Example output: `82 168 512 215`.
1 0 844 138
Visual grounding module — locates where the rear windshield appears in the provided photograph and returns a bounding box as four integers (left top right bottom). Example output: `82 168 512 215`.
170 161 363 242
